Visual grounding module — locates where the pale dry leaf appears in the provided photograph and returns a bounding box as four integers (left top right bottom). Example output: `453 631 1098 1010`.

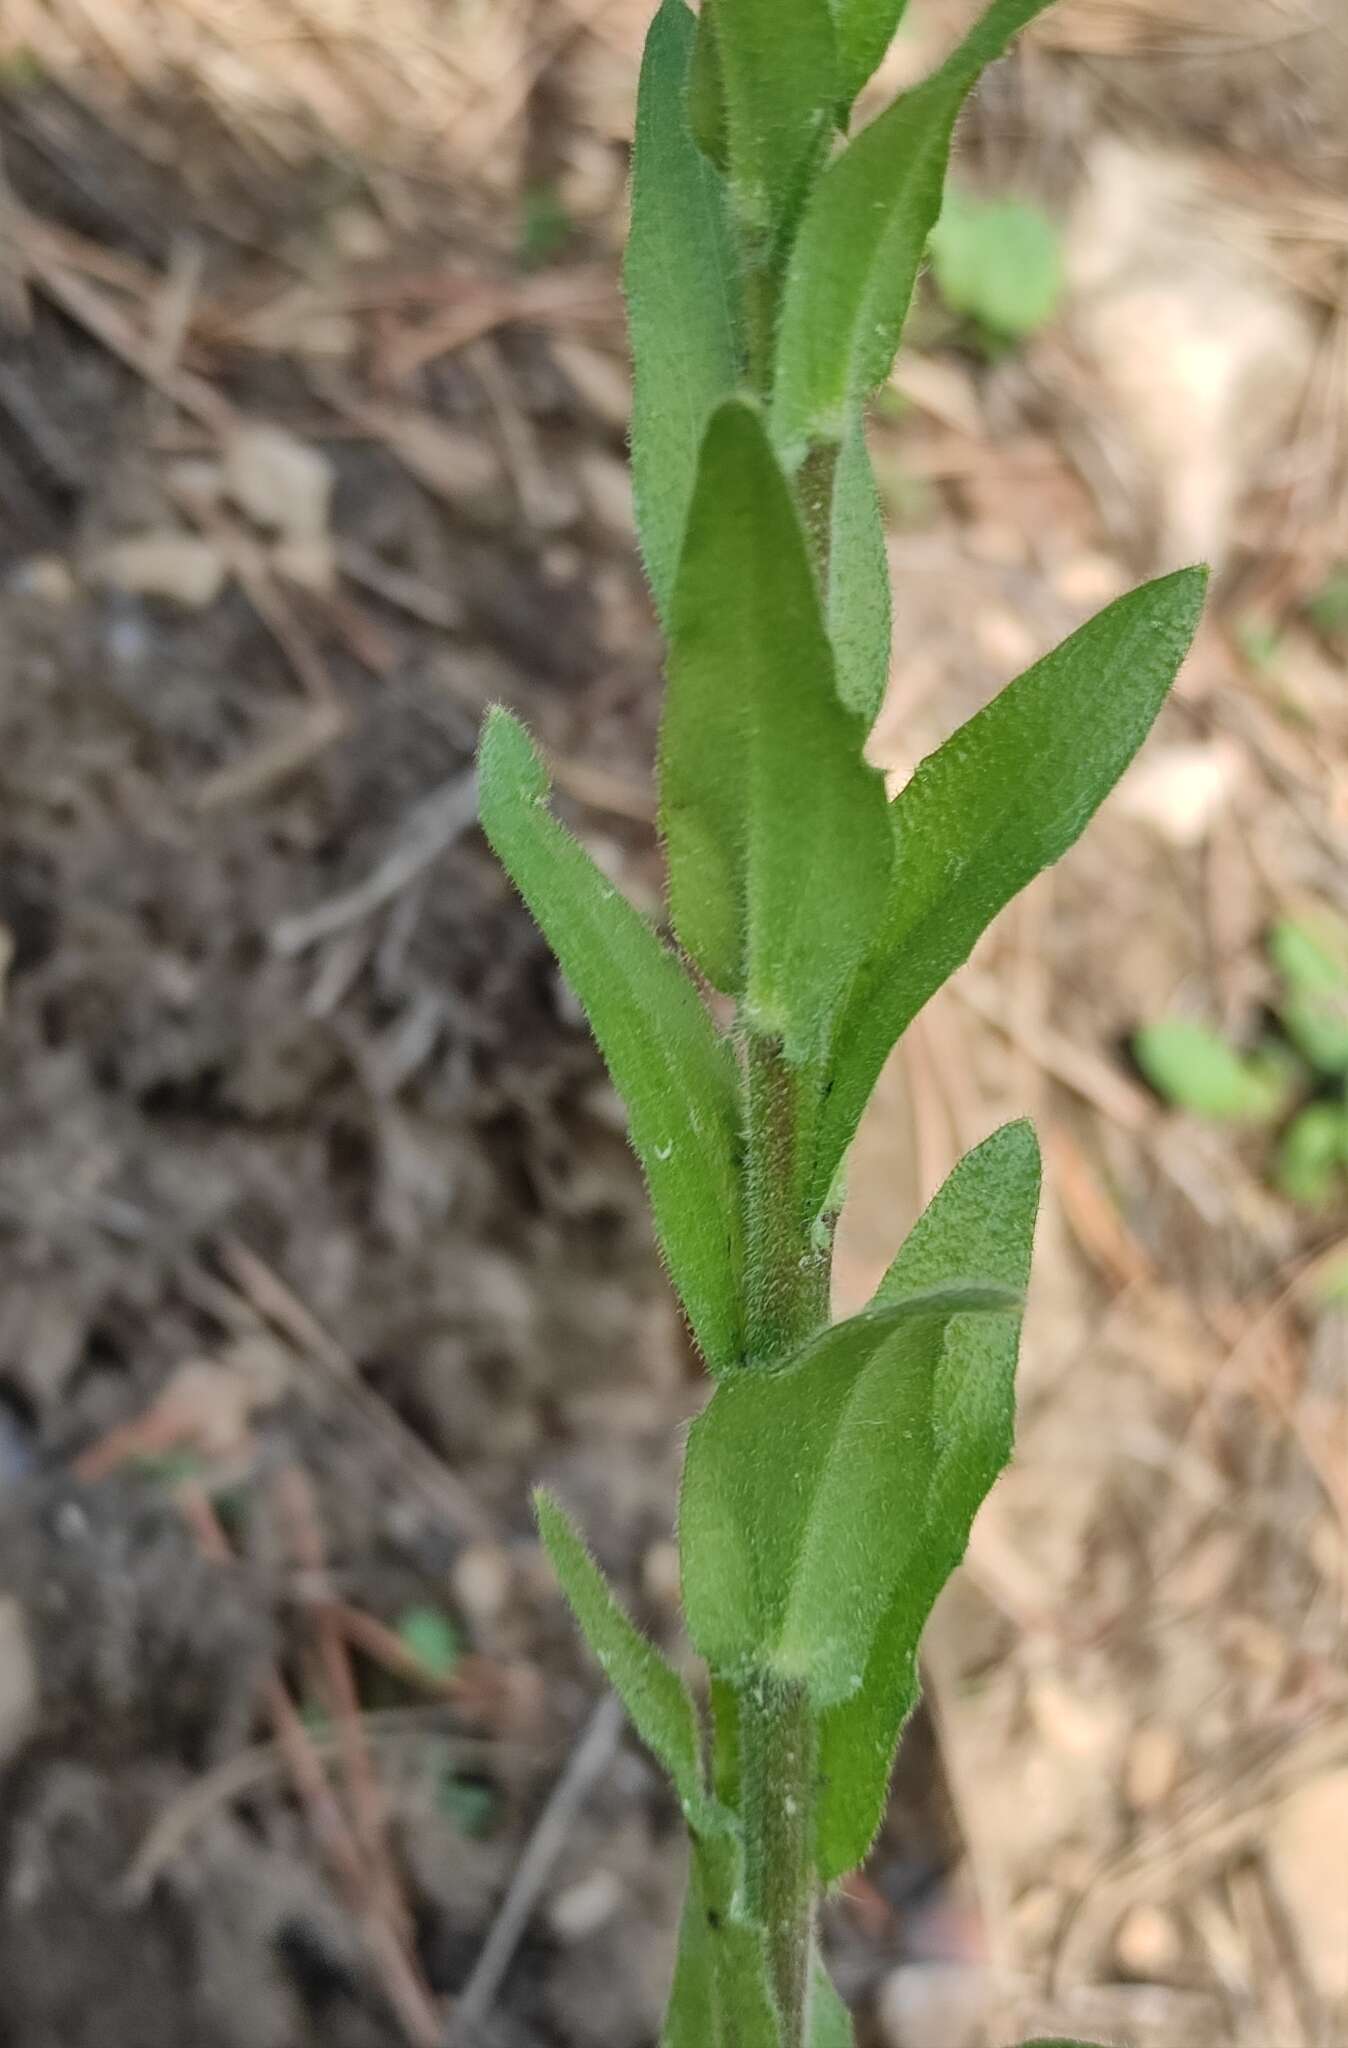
1266 1770 1348 2006
89 532 228 609
224 422 334 541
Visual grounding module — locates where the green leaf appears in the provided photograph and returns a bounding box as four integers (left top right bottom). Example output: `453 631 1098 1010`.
1273 1105 1347 1210
709 0 837 243
663 1859 721 2048
773 0 1054 464
828 418 892 724
663 1827 780 2048
1133 1019 1290 1125
625 0 743 625
1271 914 1348 1075
1306 566 1348 640
679 1287 1020 1705
478 708 744 1371
810 567 1208 1219
930 188 1062 339
395 1606 461 1678
688 2 729 171
810 1960 855 2046
815 1122 1039 1876
536 1491 706 1812
830 0 914 115
661 400 893 1051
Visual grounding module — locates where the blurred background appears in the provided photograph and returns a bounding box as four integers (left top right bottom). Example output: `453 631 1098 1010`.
0 1 1346 2043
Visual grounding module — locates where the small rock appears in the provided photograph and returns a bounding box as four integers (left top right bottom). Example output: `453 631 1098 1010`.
90 532 227 609
1126 1725 1182 1811
272 532 336 594
452 1542 514 1628
548 1867 623 1942
963 518 1027 567
641 1540 681 1611
1052 551 1129 608
329 206 391 261
1267 1770 1348 2005
1029 1676 1124 1758
975 606 1040 673
1115 739 1244 847
875 1962 988 2048
165 456 225 518
9 554 76 604
224 422 333 540
1116 1903 1182 1976
0 1596 38 1766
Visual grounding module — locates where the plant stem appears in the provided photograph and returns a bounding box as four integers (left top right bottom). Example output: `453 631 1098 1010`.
741 1673 817 2048
796 439 839 584
741 1035 827 2041
744 1035 829 1365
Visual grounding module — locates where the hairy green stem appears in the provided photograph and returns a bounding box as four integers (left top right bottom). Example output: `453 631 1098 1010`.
796 440 839 585
741 1673 816 2048
741 1034 827 2041
744 1036 829 1364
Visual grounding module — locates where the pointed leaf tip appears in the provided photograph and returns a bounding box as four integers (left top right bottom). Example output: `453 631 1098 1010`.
810 564 1207 1218
535 1490 705 1812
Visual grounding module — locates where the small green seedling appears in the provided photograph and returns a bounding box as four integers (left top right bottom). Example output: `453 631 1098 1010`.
929 186 1063 345
479 3 1204 2041
1136 909 1348 1211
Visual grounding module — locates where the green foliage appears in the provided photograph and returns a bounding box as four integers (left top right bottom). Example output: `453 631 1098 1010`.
773 0 1056 464
477 708 744 1371
704 0 837 245
1138 912 1348 1212
830 0 914 116
479 0 1209 2036
519 182 573 267
536 1491 707 1812
816 1122 1039 1876
662 400 892 1051
395 1605 461 1677
625 0 743 624
929 187 1062 341
1273 1104 1348 1210
812 568 1207 1219
665 1823 780 2048
1133 1019 1290 1125
1270 913 1348 1074
1306 566 1348 640
680 1287 1019 1706
828 421 893 724
809 1962 856 2046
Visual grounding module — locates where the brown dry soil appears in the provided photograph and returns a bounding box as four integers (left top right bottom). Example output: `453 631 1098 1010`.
4 7 1348 2046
